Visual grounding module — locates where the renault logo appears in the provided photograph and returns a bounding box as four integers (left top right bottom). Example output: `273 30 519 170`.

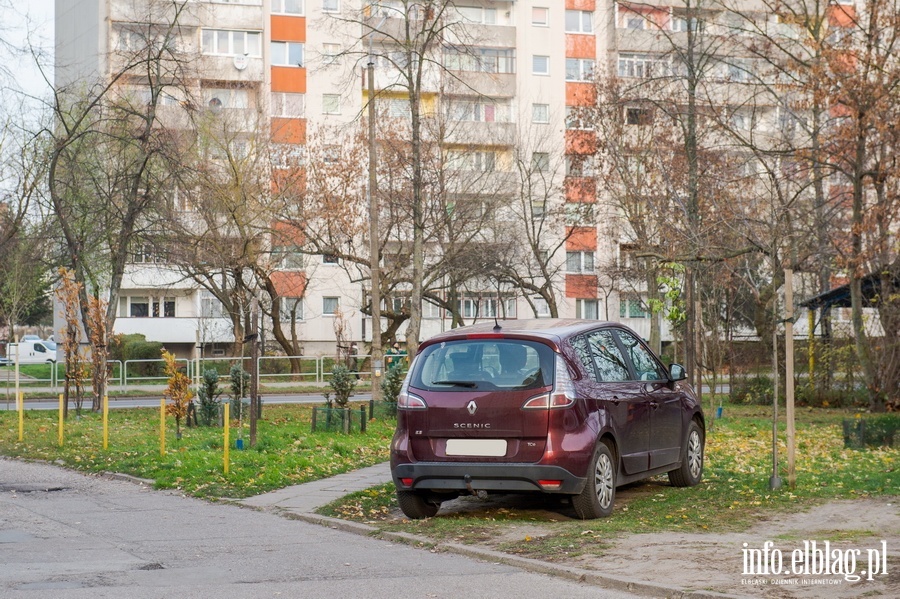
466 400 477 415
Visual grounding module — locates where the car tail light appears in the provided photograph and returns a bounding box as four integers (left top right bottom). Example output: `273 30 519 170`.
538 480 562 490
398 378 427 410
399 478 413 487
522 355 576 410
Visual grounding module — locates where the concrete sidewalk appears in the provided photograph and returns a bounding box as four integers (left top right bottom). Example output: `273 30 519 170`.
239 461 392 513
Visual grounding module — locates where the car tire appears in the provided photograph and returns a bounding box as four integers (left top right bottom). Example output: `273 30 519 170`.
572 441 616 519
668 420 704 487
397 490 440 519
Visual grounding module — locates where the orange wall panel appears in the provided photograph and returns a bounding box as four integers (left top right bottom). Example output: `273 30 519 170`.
271 167 306 197
827 5 855 27
565 34 596 59
271 16 306 42
565 178 596 202
566 0 596 10
566 82 595 106
565 274 598 298
271 271 308 298
271 220 306 246
271 67 306 93
271 117 307 144
565 130 596 155
566 227 597 251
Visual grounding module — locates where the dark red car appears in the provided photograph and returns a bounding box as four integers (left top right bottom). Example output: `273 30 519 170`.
390 319 705 519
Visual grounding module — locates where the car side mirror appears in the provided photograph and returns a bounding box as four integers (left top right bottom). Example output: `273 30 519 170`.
669 363 687 381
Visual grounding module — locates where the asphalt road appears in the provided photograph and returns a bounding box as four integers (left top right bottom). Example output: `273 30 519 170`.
0 458 639 599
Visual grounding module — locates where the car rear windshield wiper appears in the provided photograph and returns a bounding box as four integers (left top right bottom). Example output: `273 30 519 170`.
432 380 478 388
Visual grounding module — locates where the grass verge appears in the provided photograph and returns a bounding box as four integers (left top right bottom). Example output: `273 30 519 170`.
317 406 898 561
0 403 392 499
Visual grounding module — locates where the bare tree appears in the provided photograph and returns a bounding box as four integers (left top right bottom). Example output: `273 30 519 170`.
43 0 193 410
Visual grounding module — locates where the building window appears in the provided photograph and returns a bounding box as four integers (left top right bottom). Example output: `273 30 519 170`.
322 43 341 65
532 55 550 75
620 296 649 318
271 92 305 117
576 299 599 319
565 58 594 82
323 297 340 315
566 154 594 177
322 253 339 264
448 98 509 122
130 297 150 317
457 6 497 24
200 291 226 318
618 53 667 78
532 7 549 26
271 41 304 67
447 150 496 172
625 107 652 125
532 152 550 172
444 48 515 74
388 98 411 118
672 16 701 32
532 103 549 123
565 10 593 33
322 0 339 13
566 251 595 273
204 87 250 110
565 202 595 225
565 106 592 130
272 0 304 15
533 297 551 317
201 29 262 57
323 93 341 114
273 246 304 270
280 297 304 321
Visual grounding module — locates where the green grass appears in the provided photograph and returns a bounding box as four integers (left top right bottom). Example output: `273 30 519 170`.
0 404 392 499
317 406 898 561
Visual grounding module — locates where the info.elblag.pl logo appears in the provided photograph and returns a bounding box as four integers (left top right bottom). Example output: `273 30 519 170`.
742 540 889 584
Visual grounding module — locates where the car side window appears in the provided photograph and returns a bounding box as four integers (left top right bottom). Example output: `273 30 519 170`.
616 330 666 381
571 335 598 381
586 330 630 382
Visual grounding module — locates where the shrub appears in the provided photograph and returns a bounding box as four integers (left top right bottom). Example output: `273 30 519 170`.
379 365 405 418
328 364 357 408
196 369 222 427
731 375 774 406
111 334 163 377
229 364 250 418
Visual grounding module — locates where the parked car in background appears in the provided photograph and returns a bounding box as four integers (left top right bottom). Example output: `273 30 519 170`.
390 319 705 519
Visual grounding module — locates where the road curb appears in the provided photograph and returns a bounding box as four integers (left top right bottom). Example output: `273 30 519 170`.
281 509 748 599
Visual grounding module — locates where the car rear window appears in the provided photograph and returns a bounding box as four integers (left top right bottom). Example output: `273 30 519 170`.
410 339 555 392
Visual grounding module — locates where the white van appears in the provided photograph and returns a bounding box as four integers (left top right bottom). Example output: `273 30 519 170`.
4 341 58 365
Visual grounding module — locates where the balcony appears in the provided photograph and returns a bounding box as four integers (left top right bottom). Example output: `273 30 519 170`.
197 54 265 83
114 317 234 344
443 121 516 147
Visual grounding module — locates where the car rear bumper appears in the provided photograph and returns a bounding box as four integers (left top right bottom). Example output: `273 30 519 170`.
392 462 586 494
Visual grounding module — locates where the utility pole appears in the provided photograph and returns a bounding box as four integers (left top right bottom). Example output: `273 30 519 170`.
784 269 796 488
367 24 384 403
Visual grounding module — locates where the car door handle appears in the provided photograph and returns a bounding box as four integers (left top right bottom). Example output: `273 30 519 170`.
649 401 659 409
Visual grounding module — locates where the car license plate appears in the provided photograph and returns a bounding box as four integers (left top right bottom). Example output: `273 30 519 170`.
445 439 507 457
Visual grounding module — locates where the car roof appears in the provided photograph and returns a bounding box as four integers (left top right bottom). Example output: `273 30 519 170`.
419 319 629 351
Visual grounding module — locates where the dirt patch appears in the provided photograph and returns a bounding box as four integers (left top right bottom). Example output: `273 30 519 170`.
392 497 900 598
574 498 900 598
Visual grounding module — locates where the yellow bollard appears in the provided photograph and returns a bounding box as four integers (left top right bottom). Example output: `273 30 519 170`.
160 398 166 456
223 402 231 474
18 392 24 442
58 394 64 447
103 395 109 450
223 403 230 474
